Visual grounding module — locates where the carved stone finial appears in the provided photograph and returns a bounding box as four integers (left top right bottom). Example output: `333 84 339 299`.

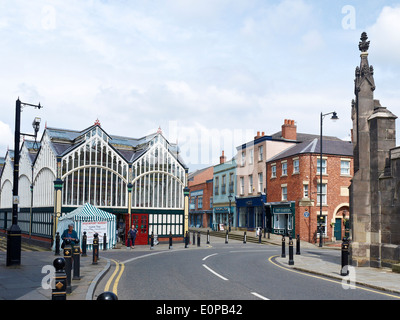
359 32 370 52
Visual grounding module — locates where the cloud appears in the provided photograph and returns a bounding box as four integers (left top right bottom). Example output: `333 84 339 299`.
0 121 13 152
367 5 400 66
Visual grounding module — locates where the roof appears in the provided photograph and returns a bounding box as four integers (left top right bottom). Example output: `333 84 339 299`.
267 137 353 162
270 131 342 142
42 124 186 168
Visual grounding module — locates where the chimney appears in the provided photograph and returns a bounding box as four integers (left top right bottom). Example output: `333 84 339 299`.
254 131 262 140
220 150 226 164
281 119 297 140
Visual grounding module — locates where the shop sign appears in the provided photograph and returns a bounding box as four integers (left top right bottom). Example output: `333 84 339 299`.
273 207 292 214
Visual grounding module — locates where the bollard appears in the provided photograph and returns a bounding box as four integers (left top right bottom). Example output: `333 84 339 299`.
288 236 294 265
63 239 72 293
296 234 300 255
197 231 200 247
52 257 67 300
169 232 173 249
103 233 107 251
92 233 99 265
207 230 210 244
225 230 228 244
243 231 246 244
192 231 195 246
81 232 87 257
150 232 154 250
55 232 60 256
97 291 118 300
341 237 350 276
72 244 81 280
258 228 262 244
185 231 189 248
281 235 286 258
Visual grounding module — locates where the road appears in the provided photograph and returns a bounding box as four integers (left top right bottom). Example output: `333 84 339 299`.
94 237 400 302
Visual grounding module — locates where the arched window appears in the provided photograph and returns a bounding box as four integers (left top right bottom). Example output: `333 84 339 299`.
131 136 185 209
61 133 128 207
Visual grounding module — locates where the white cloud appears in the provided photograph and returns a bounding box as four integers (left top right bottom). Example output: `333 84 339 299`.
0 121 13 153
367 5 400 66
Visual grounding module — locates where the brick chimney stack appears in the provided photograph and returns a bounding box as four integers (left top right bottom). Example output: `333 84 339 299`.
220 150 226 164
281 119 297 140
254 131 265 140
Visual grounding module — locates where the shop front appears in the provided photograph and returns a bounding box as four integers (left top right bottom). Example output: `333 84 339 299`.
235 194 266 231
265 201 295 236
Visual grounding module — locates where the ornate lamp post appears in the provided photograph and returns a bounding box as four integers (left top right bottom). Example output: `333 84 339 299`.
318 111 338 247
228 193 233 232
7 98 42 266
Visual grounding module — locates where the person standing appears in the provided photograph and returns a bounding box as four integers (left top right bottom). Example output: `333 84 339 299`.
128 225 138 249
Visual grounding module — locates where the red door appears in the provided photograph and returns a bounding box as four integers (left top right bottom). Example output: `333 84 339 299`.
130 214 148 245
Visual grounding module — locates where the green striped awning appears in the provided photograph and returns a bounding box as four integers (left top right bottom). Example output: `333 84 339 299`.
59 203 115 222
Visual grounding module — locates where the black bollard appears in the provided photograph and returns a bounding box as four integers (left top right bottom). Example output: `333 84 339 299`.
81 232 87 257
192 231 195 245
207 230 210 244
243 231 247 244
92 233 99 265
197 232 200 247
225 230 228 244
288 236 294 265
281 235 286 258
341 237 350 276
185 231 189 248
63 239 72 293
169 232 173 249
103 233 107 251
55 232 60 256
150 232 154 250
296 234 301 255
52 257 67 300
258 228 262 244
72 244 81 280
97 291 118 300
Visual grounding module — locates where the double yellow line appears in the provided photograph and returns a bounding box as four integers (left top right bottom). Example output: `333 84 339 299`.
105 259 125 296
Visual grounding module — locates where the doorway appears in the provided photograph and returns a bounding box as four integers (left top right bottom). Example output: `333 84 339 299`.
334 218 342 241
129 214 149 245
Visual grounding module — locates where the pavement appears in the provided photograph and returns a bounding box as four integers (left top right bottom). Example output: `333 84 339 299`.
0 229 400 300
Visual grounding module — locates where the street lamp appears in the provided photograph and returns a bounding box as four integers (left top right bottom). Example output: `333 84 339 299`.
319 111 338 247
7 98 42 266
228 193 233 232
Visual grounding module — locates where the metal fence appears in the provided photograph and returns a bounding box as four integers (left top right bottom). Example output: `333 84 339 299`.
0 207 53 239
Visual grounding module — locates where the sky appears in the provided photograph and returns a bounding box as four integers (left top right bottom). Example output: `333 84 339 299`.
0 0 399 172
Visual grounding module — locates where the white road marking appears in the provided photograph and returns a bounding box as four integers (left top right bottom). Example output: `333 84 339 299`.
202 253 218 261
251 292 270 300
202 264 229 281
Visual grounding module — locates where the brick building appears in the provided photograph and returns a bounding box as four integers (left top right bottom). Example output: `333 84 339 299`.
266 135 353 243
188 166 213 228
235 128 298 230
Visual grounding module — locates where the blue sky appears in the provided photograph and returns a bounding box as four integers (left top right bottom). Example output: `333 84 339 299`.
0 0 399 171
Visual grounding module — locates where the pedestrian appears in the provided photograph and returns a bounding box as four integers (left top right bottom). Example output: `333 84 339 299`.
128 225 138 249
61 222 79 248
